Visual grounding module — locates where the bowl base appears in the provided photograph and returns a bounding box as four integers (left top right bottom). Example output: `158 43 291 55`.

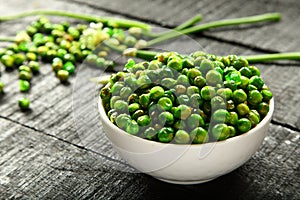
155 177 217 185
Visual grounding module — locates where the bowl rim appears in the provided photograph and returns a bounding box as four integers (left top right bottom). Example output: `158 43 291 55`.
98 96 274 148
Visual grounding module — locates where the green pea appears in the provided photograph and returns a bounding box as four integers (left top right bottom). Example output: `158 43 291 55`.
13 53 26 66
173 120 186 130
189 93 203 108
239 76 249 89
248 90 263 105
212 109 230 123
128 93 139 104
158 111 174 125
177 94 190 105
187 113 205 129
228 126 236 137
63 53 76 63
18 97 30 110
247 110 260 127
139 93 150 109
0 81 4 93
100 87 111 103
224 80 237 91
110 96 121 109
126 120 139 135
110 82 124 96
136 75 151 88
249 66 261 76
57 70 69 82
19 80 30 92
186 86 200 97
18 65 31 73
187 68 201 80
194 75 206 88
261 90 273 102
1 54 15 69
137 115 151 126
132 110 145 121
212 123 230 141
128 103 140 114
124 35 137 47
158 127 174 143
167 59 182 71
236 103 250 116
57 49 68 59
150 86 164 100
155 97 172 111
206 70 222 86
233 89 247 104
143 127 157 140
119 87 132 100
113 100 128 113
62 61 75 74
239 67 252 78
177 74 190 86
19 71 32 81
247 84 258 91
148 60 161 70
116 114 131 129
190 127 209 144
237 118 252 133
249 75 264 90
175 84 187 95
161 78 177 89
182 57 194 68
217 88 232 100
257 102 270 117
199 59 214 75
213 60 225 70
228 111 239 126
211 96 226 110
221 56 230 67
28 61 40 73
174 105 192 120
200 86 216 101
174 130 190 144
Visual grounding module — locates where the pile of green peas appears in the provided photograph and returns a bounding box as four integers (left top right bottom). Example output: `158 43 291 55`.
100 51 273 144
0 16 139 110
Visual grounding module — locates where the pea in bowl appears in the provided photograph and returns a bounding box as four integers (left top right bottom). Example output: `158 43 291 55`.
98 96 274 184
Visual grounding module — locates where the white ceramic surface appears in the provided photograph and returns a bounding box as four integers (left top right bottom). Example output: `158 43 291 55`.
98 97 274 184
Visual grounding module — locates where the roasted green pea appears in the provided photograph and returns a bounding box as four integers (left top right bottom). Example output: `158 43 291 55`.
224 80 237 91
177 74 190 86
182 57 194 68
120 87 132 100
199 59 214 75
115 114 130 129
158 111 174 126
62 61 75 74
136 75 151 88
28 61 40 74
206 70 222 86
247 84 258 91
19 71 32 81
239 67 252 78
52 57 63 72
143 127 157 140
233 89 247 104
257 102 270 117
128 93 139 104
163 90 176 103
13 53 26 66
113 100 128 113
161 78 176 88
1 54 15 69
249 75 264 90
63 53 76 63
249 66 260 76
217 88 232 100
212 109 230 123
167 59 182 71
157 97 173 111
186 86 200 97
194 75 206 88
110 82 124 96
228 111 239 126
139 94 150 109
228 126 236 137
177 94 190 105
19 80 30 92
237 118 252 133
227 100 235 110
128 103 140 114
261 90 273 102
247 110 260 127
137 115 151 126
236 103 250 116
211 96 226 110
110 96 121 109
174 105 192 120
57 70 69 82
18 97 30 111
158 127 174 143
174 130 190 144
187 68 201 80
212 123 230 141
187 113 205 129
57 49 68 59
239 76 249 89
19 65 31 73
173 120 186 130
126 120 139 135
189 93 203 108
150 86 164 100
248 90 263 105
200 86 216 101
148 60 161 70
175 84 187 95
190 127 208 144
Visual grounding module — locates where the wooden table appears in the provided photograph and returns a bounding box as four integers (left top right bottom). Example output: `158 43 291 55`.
0 0 299 199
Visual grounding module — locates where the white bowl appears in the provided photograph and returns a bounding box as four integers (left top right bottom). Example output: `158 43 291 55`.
98 97 274 184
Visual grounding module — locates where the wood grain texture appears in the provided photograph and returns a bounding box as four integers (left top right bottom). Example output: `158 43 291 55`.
0 0 299 199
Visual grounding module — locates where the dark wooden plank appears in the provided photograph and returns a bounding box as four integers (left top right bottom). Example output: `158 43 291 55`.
68 0 300 52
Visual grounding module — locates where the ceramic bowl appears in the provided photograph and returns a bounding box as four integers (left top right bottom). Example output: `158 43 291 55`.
98 97 274 184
